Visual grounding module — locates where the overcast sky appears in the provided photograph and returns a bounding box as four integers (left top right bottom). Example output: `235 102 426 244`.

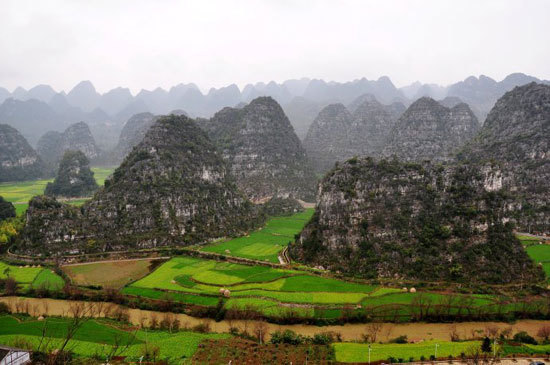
1 0 549 94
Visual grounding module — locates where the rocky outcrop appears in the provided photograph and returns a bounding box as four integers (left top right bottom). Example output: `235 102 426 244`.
382 97 480 162
45 150 99 198
20 115 263 255
458 82 550 233
0 124 46 182
202 97 317 202
290 157 543 284
37 122 99 167
303 98 405 173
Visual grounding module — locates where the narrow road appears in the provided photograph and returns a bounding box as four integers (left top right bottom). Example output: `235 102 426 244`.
61 256 170 267
516 232 550 240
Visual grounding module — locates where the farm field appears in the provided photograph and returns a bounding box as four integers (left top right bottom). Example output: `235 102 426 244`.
0 315 229 362
63 259 158 289
526 244 550 281
0 167 115 216
201 209 314 263
121 256 515 321
334 341 479 362
334 340 550 362
0 261 64 290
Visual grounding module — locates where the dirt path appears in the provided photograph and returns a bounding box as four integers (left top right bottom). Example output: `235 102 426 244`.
3 296 550 342
61 256 170 267
517 232 550 240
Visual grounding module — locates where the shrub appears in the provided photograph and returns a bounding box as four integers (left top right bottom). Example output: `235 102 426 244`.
513 331 537 345
390 335 408 344
270 330 304 345
0 302 10 314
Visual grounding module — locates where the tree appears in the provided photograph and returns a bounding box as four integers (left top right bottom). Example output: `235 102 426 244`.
363 322 383 343
481 337 492 353
0 196 16 221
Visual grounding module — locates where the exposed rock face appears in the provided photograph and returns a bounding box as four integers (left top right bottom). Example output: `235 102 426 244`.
20 115 263 255
458 82 550 232
291 157 543 284
37 122 99 166
0 124 46 182
202 97 317 202
112 112 158 164
303 98 405 173
45 150 99 198
382 97 480 162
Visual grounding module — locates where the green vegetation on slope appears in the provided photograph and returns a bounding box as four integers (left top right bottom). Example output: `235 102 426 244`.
201 208 313 263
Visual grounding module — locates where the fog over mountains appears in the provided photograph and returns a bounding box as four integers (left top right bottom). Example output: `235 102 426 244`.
1 73 548 149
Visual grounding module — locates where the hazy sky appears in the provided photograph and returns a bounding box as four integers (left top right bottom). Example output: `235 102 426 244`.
1 0 549 94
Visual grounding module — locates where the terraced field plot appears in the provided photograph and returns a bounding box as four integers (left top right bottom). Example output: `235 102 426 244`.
123 256 378 316
122 256 508 320
334 341 479 362
0 261 64 290
0 315 229 361
63 259 157 289
0 167 114 215
201 209 314 263
526 244 550 280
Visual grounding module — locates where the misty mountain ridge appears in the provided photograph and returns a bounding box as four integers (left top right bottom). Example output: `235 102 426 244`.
1 72 547 150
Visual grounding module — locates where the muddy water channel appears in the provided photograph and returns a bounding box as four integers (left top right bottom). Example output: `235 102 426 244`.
3 296 550 341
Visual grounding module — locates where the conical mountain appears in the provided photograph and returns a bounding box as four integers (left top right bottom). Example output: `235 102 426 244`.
112 112 158 164
45 150 98 198
458 82 550 232
83 114 262 249
382 97 479 162
303 97 404 173
203 96 316 202
0 124 46 182
291 157 543 284
37 121 99 167
303 103 353 173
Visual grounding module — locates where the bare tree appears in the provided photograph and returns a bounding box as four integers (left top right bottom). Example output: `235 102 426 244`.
59 302 90 353
363 322 383 343
484 325 499 339
253 321 269 344
537 326 550 342
500 326 513 340
449 324 460 342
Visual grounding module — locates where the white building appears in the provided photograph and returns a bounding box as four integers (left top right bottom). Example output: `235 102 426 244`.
0 346 31 365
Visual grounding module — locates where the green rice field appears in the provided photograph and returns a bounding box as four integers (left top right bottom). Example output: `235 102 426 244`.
525 244 550 281
0 167 115 216
200 209 314 263
0 261 64 290
121 255 512 321
334 340 550 362
0 315 229 362
334 341 479 362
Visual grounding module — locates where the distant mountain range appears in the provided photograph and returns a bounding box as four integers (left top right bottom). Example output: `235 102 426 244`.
1 73 548 147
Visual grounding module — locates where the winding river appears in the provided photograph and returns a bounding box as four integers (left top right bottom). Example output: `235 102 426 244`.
2 296 549 341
